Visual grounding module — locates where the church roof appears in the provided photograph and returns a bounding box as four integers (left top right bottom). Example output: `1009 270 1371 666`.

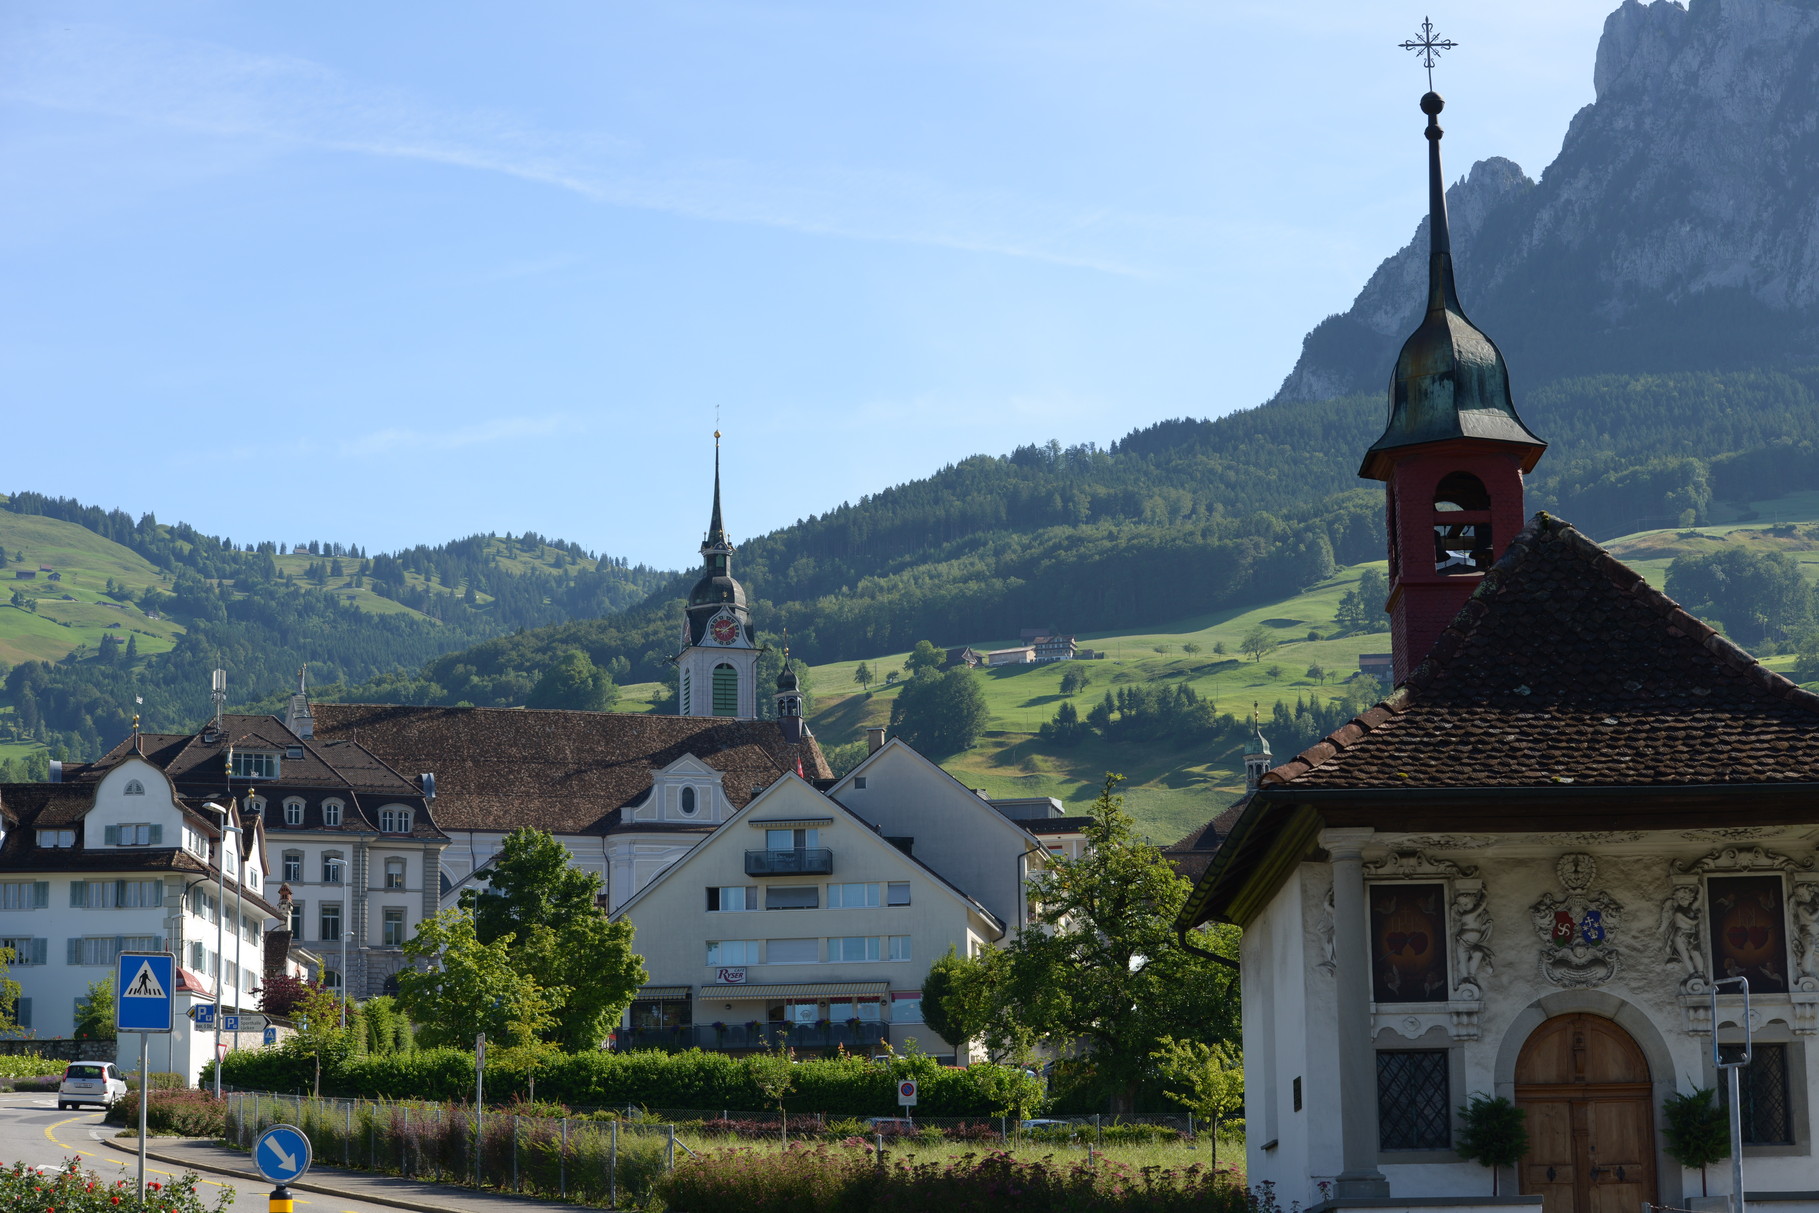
311 703 833 834
1177 513 1819 929
1268 514 1819 791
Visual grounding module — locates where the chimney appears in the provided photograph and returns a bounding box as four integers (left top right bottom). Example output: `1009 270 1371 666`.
866 727 885 754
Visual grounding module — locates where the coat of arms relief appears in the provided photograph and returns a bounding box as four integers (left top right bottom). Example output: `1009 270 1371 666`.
1529 852 1622 988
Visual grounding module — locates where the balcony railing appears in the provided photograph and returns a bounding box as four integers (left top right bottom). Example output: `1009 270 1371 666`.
744 848 833 877
611 1021 891 1054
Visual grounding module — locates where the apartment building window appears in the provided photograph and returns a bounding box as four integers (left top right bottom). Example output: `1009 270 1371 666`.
71 879 163 909
36 829 74 848
322 969 341 990
0 938 46 965
323 800 344 827
0 882 48 910
320 903 342 942
230 751 277 780
827 883 879 909
705 940 758 966
766 938 818 964
887 883 911 906
766 828 819 851
282 852 302 882
385 858 406 889
189 941 206 971
283 800 304 826
105 823 162 846
322 854 345 884
707 886 758 912
890 992 923 1023
888 936 912 962
379 807 411 834
382 907 407 947
766 886 819 910
70 936 160 966
830 937 881 962
188 888 217 921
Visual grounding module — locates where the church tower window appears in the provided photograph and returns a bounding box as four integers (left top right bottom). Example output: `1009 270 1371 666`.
1432 472 1492 574
712 664 739 717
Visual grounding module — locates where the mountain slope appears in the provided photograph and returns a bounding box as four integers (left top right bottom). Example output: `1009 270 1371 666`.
1277 0 1819 403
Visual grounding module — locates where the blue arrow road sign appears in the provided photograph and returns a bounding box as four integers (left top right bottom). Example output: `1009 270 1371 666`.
115 952 175 1034
255 1124 312 1184
263 1026 277 1047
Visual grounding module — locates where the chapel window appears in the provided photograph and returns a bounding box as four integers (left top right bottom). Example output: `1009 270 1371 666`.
1377 1049 1451 1150
1432 472 1492 574
680 787 697 816
1369 883 1449 1003
1707 875 1790 995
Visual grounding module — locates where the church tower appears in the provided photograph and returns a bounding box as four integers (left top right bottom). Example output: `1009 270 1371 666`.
1362 92 1546 685
676 433 760 718
773 648 808 744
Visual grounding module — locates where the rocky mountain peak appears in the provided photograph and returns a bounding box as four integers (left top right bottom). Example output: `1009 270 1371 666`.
1272 0 1819 406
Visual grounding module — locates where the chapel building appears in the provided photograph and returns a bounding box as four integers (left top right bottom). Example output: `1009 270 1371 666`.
1178 91 1819 1213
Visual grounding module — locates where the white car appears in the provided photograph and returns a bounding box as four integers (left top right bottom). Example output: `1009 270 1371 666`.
57 1062 126 1110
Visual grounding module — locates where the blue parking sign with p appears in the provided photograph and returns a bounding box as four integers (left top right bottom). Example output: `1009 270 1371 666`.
116 951 175 1033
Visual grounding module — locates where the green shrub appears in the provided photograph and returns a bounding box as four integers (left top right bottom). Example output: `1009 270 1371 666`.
0 1160 230 1212
0 1052 56 1078
124 1070 186 1092
106 1090 226 1137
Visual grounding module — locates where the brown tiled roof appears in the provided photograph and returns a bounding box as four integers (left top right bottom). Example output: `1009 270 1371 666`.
1160 800 1247 883
1265 514 1819 790
1177 515 1819 931
311 704 834 834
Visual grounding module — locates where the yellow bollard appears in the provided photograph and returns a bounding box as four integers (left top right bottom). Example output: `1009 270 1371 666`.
268 1184 294 1213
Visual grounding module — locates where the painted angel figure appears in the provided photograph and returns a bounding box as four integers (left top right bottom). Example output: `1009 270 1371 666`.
1451 887 1494 993
1658 885 1705 988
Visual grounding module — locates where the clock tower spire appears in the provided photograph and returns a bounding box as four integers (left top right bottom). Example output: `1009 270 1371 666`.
677 431 760 718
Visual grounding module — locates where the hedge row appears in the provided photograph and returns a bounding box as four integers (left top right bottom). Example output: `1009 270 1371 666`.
218 1047 1032 1118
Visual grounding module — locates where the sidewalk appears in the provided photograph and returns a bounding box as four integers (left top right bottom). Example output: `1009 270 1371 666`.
102 1136 591 1213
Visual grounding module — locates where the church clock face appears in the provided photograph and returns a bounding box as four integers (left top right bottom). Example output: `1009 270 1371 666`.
710 616 739 645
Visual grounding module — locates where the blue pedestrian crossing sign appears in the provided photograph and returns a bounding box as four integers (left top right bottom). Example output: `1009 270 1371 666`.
115 951 175 1034
255 1124 312 1183
263 1026 277 1047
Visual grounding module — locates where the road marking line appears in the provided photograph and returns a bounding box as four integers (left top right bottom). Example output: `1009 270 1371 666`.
45 1115 177 1178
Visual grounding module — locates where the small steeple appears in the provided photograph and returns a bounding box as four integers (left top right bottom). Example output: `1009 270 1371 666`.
774 641 808 743
1360 92 1545 481
1244 702 1272 790
285 664 314 740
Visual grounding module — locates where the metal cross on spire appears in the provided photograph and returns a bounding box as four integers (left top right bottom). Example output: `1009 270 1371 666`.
1399 16 1457 91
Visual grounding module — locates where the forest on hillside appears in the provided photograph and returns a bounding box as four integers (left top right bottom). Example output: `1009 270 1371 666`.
341 366 1819 710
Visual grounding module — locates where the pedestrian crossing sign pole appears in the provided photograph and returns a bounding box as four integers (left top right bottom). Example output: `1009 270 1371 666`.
115 950 175 1200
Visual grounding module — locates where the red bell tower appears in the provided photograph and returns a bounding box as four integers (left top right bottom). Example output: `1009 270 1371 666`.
1361 92 1546 685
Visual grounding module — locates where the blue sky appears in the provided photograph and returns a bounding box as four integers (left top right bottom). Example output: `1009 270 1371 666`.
0 2 1609 569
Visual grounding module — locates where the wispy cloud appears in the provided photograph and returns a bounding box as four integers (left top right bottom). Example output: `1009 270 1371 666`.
1 23 1157 276
338 415 574 460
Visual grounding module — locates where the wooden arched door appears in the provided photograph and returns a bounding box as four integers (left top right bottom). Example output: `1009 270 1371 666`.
1515 1014 1657 1213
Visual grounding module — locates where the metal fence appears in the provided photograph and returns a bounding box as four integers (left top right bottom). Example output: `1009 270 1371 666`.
226 1091 674 1208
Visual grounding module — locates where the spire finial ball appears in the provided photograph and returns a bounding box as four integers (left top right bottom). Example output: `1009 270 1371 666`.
1420 92 1444 116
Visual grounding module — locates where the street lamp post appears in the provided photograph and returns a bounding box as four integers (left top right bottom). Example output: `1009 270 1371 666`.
202 801 242 1098
1711 976 1753 1213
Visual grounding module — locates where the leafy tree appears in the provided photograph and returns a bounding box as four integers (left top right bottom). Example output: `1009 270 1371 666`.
1335 567 1391 633
975 775 1240 1109
853 662 873 692
1038 699 1087 747
524 650 616 712
256 974 318 1018
1240 626 1276 663
73 975 113 1039
905 640 945 675
360 995 414 1055
396 906 558 1051
921 945 1004 1055
889 667 989 755
288 985 363 1096
1666 546 1814 645
1182 642 1201 655
1058 665 1092 696
745 1049 796 1145
469 828 646 1050
1152 1037 1244 1167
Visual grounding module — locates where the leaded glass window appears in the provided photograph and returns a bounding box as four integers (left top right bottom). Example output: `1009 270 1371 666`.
1720 1042 1793 1146
1377 1049 1451 1150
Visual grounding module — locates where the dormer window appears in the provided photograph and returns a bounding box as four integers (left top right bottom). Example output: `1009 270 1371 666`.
36 829 74 849
123 780 145 796
379 807 412 834
105 824 160 847
680 787 698 816
229 751 278 780
283 799 304 827
323 800 344 828
285 746 304 759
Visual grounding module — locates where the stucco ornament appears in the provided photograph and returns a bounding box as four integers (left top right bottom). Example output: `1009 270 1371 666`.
1315 885 1336 975
1529 852 1623 988
1450 885 1494 999
1792 881 1819 994
1362 850 1480 879
1658 882 1707 994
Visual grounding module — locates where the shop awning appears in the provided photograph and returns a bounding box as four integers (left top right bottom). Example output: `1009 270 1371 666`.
634 986 692 1000
706 982 889 1000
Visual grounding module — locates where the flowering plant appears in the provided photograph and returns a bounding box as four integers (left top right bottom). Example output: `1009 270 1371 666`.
0 1159 233 1212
